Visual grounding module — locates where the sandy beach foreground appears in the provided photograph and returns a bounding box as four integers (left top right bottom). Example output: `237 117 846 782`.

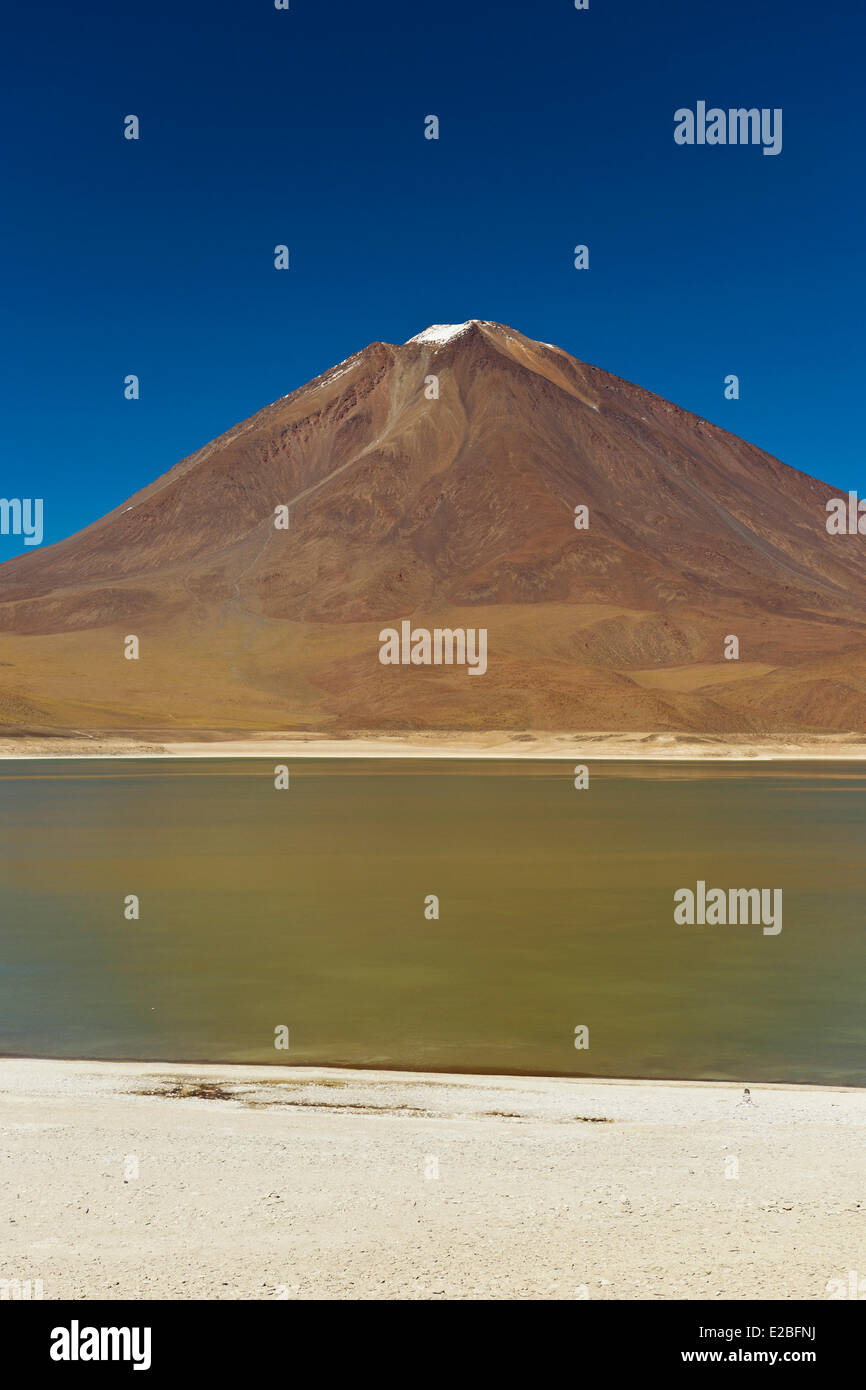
1 1059 863 1301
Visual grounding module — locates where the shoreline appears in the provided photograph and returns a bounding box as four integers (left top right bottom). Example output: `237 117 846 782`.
3 730 866 761
2 1057 863 1300
0 1053 861 1092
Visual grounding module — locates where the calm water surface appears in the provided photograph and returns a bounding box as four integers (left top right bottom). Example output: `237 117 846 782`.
1 759 864 1084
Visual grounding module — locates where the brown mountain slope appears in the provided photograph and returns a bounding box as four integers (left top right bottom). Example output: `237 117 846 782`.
1 319 864 734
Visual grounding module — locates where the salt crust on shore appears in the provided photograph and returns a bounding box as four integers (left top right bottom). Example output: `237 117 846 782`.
1 1059 863 1301
3 731 866 761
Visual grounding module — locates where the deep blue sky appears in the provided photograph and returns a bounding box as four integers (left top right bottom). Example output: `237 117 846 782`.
2 0 863 558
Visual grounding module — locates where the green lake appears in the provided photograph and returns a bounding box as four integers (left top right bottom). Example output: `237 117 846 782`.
0 759 863 1084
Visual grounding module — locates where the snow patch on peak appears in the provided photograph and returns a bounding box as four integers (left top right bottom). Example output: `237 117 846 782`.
407 322 478 346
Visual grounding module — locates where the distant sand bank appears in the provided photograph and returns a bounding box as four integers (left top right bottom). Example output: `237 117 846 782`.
1 1058 863 1300
3 730 866 760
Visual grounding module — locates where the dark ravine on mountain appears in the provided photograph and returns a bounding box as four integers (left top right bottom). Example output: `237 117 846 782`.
1 319 865 734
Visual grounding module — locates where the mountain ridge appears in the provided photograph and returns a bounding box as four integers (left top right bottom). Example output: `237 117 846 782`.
1 320 864 734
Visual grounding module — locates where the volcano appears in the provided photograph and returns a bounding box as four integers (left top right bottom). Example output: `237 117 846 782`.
1 319 865 734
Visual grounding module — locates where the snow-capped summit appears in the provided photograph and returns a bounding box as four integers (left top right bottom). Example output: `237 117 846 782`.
407 322 484 346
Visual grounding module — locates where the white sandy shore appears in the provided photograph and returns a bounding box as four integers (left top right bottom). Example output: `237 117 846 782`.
3 731 866 761
1 1059 863 1301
